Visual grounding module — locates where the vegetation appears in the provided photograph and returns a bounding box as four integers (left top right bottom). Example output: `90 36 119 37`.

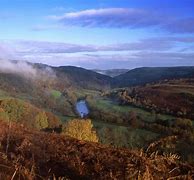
110 79 194 119
112 66 194 87
35 112 49 130
63 119 99 142
0 121 193 179
0 98 61 130
1 63 194 178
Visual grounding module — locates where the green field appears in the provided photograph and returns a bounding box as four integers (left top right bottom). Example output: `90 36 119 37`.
89 98 173 122
73 88 101 99
50 89 62 99
93 119 159 148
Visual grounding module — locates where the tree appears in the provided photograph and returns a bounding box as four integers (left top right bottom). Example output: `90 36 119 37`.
63 119 99 142
35 112 49 130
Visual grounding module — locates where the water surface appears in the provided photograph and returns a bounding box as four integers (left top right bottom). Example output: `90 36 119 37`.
76 100 89 118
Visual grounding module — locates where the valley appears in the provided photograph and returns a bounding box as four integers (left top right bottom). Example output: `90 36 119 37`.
1 1 194 178
0 61 194 178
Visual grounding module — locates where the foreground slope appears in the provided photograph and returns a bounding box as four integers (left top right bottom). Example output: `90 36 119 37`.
0 121 193 179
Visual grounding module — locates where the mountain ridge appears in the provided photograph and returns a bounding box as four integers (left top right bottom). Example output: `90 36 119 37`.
112 66 194 87
2 60 194 89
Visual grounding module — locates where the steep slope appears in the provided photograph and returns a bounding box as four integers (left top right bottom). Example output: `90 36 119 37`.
112 66 194 87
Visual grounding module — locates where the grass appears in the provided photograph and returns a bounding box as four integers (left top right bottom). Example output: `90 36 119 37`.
86 96 174 148
93 119 159 148
91 98 173 122
73 88 101 99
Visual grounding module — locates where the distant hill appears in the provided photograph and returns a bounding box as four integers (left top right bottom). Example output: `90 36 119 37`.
112 66 194 87
2 61 194 90
54 66 112 90
0 63 112 94
93 69 129 77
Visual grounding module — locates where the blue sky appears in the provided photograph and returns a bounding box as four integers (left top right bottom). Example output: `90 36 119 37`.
0 0 194 69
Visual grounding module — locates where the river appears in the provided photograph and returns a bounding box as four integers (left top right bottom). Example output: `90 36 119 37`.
76 100 89 118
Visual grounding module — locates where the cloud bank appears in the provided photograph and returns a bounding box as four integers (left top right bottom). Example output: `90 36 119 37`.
1 37 194 69
3 37 194 54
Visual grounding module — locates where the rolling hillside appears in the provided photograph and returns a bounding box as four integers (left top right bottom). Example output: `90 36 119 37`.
112 66 194 87
54 66 112 90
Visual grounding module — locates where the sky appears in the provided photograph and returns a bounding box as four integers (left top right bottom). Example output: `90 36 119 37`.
0 0 194 69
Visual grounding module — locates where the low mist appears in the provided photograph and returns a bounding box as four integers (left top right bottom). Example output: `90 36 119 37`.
0 59 55 80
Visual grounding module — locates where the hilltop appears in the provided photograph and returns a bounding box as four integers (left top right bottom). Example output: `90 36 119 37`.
112 66 194 87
